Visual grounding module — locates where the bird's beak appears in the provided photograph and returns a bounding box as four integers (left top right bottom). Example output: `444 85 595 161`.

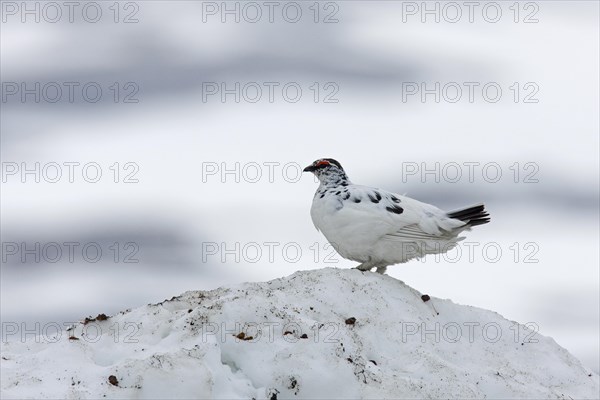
303 165 316 173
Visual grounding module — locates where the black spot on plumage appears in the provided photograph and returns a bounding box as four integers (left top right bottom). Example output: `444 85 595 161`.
343 193 351 200
368 193 380 203
336 191 341 195
386 205 404 214
390 196 401 203
320 193 325 198
354 198 361 203
341 182 348 187
374 192 382 201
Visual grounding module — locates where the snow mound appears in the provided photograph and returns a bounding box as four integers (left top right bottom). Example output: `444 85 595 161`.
1 268 598 399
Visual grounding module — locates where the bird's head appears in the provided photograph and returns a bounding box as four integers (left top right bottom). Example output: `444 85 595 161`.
303 158 347 183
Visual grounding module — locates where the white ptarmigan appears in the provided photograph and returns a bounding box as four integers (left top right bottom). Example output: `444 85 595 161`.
304 158 490 273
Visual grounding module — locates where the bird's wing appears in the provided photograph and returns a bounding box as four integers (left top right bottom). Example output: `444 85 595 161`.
344 185 467 241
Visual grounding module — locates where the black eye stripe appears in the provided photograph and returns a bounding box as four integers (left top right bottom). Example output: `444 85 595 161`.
314 158 343 170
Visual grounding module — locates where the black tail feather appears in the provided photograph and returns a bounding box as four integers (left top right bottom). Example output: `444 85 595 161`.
447 204 490 227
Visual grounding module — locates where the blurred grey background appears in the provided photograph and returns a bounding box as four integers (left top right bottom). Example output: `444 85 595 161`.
1 1 598 372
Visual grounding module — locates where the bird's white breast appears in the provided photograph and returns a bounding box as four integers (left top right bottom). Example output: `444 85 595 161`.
310 190 397 263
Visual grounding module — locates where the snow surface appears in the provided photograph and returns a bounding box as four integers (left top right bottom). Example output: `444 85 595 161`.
1 268 598 399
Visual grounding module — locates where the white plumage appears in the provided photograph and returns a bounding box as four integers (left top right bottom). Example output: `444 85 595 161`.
304 158 490 273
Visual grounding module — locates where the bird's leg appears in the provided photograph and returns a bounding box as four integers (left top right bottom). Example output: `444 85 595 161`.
375 266 387 274
355 262 373 272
